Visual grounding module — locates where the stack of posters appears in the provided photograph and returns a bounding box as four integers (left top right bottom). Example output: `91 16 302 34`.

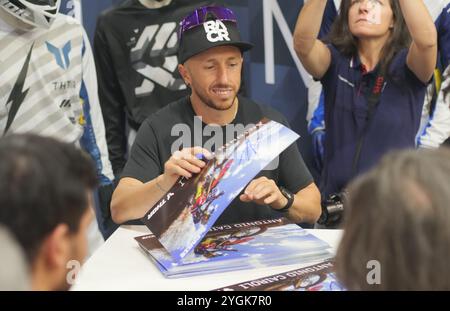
135 119 332 278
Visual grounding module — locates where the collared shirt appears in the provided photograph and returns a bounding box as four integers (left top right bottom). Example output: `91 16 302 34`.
320 45 428 197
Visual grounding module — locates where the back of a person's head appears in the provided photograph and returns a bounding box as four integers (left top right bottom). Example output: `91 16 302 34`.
336 148 450 291
0 226 30 291
0 134 97 265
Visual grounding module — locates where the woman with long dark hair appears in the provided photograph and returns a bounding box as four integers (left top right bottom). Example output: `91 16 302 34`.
294 0 437 204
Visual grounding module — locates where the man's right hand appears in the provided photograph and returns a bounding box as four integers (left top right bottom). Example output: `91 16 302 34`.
158 147 212 190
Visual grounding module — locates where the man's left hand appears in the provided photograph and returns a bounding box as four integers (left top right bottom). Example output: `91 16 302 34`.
240 176 288 210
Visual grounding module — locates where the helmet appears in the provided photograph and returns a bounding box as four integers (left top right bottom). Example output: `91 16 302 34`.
0 0 61 29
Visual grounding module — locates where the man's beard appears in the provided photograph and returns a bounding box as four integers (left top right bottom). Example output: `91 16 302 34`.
194 87 237 111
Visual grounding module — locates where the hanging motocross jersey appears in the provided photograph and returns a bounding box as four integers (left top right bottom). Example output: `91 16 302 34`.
93 0 222 177
0 13 114 184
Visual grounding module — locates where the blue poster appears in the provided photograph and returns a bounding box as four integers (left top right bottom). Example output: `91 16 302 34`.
141 119 300 262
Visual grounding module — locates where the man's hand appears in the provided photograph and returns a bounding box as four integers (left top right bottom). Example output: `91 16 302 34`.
158 147 211 190
239 176 288 210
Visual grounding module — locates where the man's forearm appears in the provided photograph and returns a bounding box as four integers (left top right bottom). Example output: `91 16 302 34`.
110 175 170 224
286 183 322 224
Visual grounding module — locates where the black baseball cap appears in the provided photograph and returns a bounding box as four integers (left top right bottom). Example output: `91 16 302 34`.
177 6 253 64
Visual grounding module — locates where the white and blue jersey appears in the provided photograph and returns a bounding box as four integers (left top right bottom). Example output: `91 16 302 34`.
0 13 114 185
418 2 450 148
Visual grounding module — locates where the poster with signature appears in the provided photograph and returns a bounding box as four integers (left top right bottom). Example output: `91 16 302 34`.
141 119 300 262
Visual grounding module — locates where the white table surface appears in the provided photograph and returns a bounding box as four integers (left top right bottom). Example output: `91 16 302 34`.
72 225 343 291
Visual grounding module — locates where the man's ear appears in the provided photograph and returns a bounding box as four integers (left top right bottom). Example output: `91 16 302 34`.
41 224 71 269
178 63 191 87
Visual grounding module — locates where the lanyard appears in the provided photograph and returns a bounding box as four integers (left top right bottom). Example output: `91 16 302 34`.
351 69 385 176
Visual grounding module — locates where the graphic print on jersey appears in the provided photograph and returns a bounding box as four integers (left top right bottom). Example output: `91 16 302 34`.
129 23 187 97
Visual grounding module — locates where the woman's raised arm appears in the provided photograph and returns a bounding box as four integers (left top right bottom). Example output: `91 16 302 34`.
293 0 332 79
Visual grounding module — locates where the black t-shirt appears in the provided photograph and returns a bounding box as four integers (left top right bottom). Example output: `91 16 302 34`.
121 95 313 225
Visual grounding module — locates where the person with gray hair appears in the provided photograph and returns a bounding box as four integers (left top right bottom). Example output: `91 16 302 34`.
336 148 450 290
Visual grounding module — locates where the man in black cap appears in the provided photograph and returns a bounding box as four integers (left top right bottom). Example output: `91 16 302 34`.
111 5 321 226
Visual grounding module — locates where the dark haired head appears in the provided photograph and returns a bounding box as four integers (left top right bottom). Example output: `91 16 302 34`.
326 0 411 74
336 148 450 290
0 134 97 263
